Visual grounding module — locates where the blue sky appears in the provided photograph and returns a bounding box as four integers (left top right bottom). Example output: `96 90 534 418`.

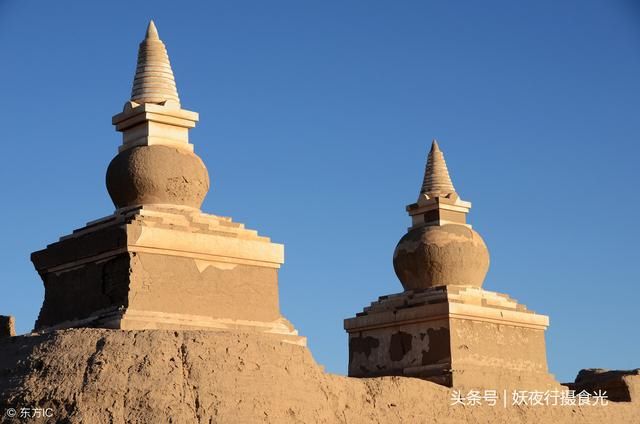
0 1 638 383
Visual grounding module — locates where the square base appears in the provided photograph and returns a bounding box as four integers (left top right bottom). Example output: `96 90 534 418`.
31 206 304 345
344 286 557 389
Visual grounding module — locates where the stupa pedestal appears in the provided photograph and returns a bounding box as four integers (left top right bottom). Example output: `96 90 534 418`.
30 21 304 346
345 286 553 388
345 141 556 388
31 205 303 344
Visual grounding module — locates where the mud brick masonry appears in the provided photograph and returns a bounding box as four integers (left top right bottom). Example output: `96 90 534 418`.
30 22 304 345
344 141 557 389
28 21 557 390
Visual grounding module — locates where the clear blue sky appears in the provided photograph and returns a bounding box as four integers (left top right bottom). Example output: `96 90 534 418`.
1 1 638 383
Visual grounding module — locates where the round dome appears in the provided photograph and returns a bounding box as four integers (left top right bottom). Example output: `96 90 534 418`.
106 145 209 209
393 224 490 290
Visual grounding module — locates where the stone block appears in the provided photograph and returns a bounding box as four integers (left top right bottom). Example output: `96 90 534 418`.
567 368 640 402
0 315 15 338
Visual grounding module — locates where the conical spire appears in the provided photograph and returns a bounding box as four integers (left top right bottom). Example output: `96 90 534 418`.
420 140 456 197
146 20 159 40
130 20 180 106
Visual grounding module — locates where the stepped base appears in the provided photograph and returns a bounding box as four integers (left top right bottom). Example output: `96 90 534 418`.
345 285 558 390
36 308 306 346
31 205 303 346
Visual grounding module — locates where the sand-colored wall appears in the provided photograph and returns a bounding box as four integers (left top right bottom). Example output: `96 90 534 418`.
0 329 637 424
128 252 280 321
33 250 281 330
348 319 451 379
34 254 131 329
449 318 556 389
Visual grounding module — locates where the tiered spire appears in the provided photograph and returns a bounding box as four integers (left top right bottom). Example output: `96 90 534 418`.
420 140 455 197
130 21 180 106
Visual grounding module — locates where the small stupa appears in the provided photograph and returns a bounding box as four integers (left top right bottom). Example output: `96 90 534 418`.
30 22 304 345
344 141 556 388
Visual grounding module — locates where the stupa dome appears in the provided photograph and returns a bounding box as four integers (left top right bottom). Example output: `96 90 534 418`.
393 224 489 289
106 145 209 209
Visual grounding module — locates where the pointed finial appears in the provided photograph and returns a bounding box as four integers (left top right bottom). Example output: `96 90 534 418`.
130 21 180 106
145 20 159 40
420 139 456 197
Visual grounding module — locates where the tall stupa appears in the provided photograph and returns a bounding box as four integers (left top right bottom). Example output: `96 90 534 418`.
344 141 557 388
30 22 304 345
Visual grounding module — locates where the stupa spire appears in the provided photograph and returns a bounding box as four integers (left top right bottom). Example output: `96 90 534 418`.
406 140 471 229
420 140 455 197
130 20 180 106
110 21 206 210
